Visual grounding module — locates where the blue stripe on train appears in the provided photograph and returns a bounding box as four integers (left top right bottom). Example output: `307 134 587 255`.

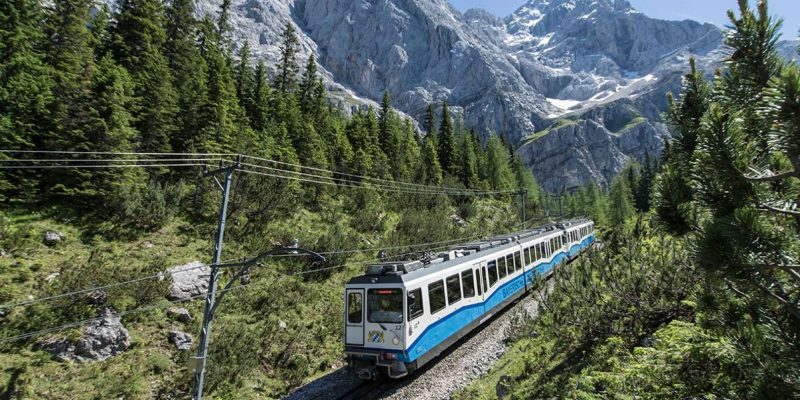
402 235 595 363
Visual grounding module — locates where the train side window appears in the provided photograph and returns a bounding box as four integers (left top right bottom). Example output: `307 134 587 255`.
487 261 498 287
524 247 531 265
407 288 424 321
497 257 507 279
446 274 462 305
475 268 483 296
506 254 515 273
428 280 446 314
347 292 362 324
482 267 489 292
461 270 475 298
514 252 522 271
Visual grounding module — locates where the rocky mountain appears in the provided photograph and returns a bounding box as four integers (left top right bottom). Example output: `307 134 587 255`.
184 0 795 191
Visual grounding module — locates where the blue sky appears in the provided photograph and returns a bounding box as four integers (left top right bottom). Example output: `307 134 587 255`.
449 0 799 39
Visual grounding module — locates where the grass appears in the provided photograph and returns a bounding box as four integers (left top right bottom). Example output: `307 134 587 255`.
0 196 522 399
523 119 580 145
612 116 648 136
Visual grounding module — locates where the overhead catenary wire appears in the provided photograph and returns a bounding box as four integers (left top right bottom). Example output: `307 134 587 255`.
0 157 225 164
0 218 554 343
0 284 248 345
0 150 236 157
235 167 513 197
0 227 524 311
240 154 518 195
0 163 215 170
0 150 519 196
237 161 513 196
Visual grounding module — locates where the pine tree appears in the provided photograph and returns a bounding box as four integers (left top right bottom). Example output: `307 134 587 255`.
113 0 178 154
423 103 437 145
512 156 540 208
235 41 255 120
274 22 300 93
165 0 208 153
585 180 606 224
654 57 709 234
656 3 800 390
195 17 248 153
216 0 231 44
486 134 514 190
0 0 54 200
437 100 459 176
249 61 270 132
299 55 318 114
420 136 443 186
377 91 403 179
398 118 421 182
608 174 634 226
43 0 102 198
635 151 655 212
460 130 479 188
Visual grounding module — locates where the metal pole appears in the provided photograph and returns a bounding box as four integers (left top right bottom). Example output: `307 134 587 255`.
520 189 527 230
192 163 235 400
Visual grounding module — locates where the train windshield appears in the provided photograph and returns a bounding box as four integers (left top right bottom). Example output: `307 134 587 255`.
367 288 403 323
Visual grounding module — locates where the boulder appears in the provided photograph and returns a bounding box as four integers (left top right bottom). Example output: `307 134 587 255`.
141 241 154 249
167 307 192 323
496 375 514 399
45 272 60 283
42 231 65 246
450 214 467 228
168 330 193 351
40 309 131 362
166 261 210 300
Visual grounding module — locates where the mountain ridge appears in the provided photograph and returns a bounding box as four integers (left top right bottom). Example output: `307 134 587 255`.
179 0 796 191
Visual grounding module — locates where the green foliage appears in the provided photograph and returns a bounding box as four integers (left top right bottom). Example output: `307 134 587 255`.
274 22 299 94
0 0 54 201
486 134 514 190
651 0 800 396
112 0 179 154
437 100 459 176
458 221 699 399
607 173 634 227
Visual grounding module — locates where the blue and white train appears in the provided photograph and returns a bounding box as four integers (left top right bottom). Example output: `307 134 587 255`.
343 219 595 379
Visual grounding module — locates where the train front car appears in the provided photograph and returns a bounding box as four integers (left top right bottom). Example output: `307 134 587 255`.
344 262 417 380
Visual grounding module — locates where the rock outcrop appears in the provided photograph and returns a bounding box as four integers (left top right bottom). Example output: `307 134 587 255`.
167 261 210 301
167 307 192 323
168 330 193 351
39 309 131 362
42 231 65 246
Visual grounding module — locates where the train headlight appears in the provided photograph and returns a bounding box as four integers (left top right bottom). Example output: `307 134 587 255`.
392 337 400 345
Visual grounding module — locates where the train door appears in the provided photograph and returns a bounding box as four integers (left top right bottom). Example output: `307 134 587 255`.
474 263 483 302
345 289 364 346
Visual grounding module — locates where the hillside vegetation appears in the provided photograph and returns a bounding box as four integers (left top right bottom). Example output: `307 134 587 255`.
458 1 800 398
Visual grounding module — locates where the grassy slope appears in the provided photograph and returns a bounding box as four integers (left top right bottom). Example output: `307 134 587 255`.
0 197 519 399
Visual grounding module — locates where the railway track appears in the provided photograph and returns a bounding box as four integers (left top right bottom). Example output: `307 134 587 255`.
335 378 395 400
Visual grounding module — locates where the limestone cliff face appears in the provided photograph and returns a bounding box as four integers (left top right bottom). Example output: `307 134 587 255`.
121 0 795 190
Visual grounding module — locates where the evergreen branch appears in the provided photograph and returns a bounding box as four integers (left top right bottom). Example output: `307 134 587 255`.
744 170 795 182
754 281 800 321
756 203 800 217
746 264 800 271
